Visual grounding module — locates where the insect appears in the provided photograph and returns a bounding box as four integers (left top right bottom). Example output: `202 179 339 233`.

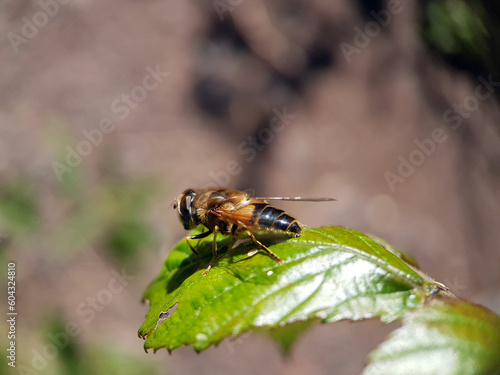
173 188 335 275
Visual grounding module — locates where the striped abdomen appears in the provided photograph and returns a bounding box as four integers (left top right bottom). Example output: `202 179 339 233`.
250 203 302 234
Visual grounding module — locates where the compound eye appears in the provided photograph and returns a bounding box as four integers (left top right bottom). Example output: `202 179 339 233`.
173 202 178 210
178 191 196 229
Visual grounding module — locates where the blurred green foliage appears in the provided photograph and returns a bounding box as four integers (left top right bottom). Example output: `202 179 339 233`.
100 180 160 266
420 0 500 77
44 123 161 267
2 121 165 374
0 177 39 239
50 170 161 268
37 317 160 375
422 0 487 57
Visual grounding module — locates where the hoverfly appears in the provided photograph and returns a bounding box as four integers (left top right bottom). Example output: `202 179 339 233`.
173 188 335 275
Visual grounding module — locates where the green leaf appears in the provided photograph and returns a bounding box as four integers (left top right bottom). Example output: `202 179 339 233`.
138 226 433 352
368 234 420 269
363 298 500 375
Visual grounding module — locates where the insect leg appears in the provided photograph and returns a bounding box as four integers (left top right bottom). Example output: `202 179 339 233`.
186 229 212 269
245 230 284 265
202 225 219 276
188 230 212 240
194 227 206 247
185 238 199 269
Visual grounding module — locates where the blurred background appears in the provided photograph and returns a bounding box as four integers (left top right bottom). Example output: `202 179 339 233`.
1 0 500 374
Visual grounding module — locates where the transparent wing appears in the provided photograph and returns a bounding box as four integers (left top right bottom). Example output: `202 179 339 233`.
254 197 336 202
